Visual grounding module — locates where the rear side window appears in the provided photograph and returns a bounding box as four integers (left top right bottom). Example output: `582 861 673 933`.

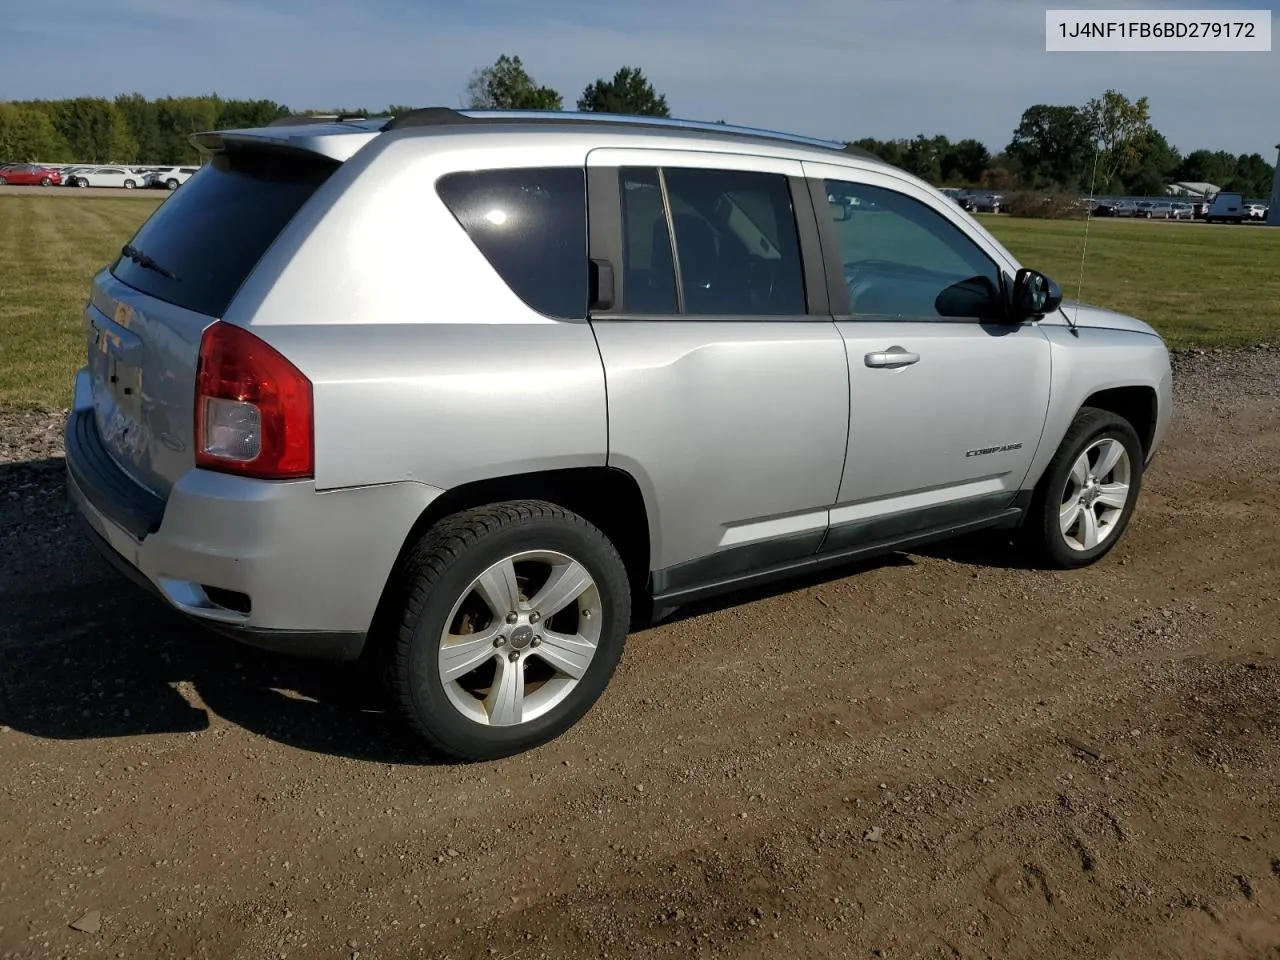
436 167 587 320
111 147 337 317
615 166 807 316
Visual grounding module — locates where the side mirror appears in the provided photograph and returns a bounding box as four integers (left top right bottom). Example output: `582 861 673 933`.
828 199 851 222
1012 268 1062 320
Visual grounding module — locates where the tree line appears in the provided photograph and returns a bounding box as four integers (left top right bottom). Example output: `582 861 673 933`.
1 55 1272 198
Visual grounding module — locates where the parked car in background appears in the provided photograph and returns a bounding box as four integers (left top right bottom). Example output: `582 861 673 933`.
146 166 200 190
1140 201 1174 219
1170 202 1194 220
64 108 1173 760
971 192 1003 213
1244 202 1268 221
0 163 62 186
1091 199 1133 217
1206 191 1245 224
67 166 145 189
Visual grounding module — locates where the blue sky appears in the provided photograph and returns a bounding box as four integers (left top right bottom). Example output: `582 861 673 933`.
2 0 1277 158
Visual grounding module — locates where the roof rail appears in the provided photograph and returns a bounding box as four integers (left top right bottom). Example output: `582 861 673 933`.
267 114 367 127
381 107 852 152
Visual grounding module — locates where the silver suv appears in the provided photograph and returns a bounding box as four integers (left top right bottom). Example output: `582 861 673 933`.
66 109 1173 760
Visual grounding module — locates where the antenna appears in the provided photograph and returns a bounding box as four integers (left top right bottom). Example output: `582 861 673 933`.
1070 146 1103 335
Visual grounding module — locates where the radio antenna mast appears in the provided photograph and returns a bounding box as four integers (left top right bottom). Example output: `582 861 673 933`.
1070 146 1103 334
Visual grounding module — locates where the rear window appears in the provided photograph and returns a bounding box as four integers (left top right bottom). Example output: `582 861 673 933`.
110 146 338 317
435 167 587 320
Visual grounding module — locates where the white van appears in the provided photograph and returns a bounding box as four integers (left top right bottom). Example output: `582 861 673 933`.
1206 191 1244 224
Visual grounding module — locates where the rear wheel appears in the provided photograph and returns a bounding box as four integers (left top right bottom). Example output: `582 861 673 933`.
166 178 179 190
40 177 51 186
76 178 88 188
385 500 631 761
123 179 136 189
1025 408 1143 569
0 177 7 185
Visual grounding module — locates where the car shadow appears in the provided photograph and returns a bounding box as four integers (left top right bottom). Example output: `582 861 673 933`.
0 457 440 765
1 456 1039 761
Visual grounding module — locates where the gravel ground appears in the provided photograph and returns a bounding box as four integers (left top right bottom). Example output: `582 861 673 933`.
1 348 1279 959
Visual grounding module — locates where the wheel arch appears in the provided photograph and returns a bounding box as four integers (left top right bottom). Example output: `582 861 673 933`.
1079 385 1158 458
366 466 655 656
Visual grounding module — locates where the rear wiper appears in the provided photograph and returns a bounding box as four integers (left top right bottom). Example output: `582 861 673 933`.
121 243 180 282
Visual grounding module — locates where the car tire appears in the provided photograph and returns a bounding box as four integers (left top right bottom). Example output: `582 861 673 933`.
1025 407 1144 570
76 178 88 188
40 177 51 186
166 178 178 190
123 179 136 189
385 500 631 761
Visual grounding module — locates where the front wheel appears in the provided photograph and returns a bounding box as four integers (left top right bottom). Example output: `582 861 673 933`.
385 500 631 761
76 178 88 187
1025 408 1144 569
166 178 178 190
123 179 136 189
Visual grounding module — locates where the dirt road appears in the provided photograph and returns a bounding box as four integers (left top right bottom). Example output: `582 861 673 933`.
2 349 1278 960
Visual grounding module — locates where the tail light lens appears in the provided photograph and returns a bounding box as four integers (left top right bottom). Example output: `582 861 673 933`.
195 321 313 479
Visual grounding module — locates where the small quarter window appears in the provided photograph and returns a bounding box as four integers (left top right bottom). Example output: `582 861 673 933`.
436 167 588 320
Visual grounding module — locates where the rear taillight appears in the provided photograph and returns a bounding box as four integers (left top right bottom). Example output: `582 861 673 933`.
195 321 313 479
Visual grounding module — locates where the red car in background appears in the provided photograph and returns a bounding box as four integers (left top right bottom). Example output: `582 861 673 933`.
0 164 63 186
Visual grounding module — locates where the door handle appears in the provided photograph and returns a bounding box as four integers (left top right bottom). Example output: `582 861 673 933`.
864 346 920 368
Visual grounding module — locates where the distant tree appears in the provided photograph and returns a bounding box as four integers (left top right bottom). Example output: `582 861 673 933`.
0 102 70 161
385 104 418 117
1084 89 1152 191
48 97 137 163
1117 129 1181 196
151 97 221 162
1175 149 1237 186
1005 104 1094 190
114 93 164 162
940 138 991 184
978 155 1018 191
465 55 562 110
849 137 904 167
901 134 945 184
576 67 669 116
1225 153 1275 197
215 98 292 129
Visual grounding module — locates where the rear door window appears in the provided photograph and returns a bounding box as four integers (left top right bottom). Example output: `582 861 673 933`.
110 146 338 317
436 167 587 320
616 166 807 316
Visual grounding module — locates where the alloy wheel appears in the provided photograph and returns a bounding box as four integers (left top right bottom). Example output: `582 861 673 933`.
438 550 602 727
1058 437 1132 551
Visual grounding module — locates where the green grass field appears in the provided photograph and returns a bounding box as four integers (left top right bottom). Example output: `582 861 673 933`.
1 195 1277 409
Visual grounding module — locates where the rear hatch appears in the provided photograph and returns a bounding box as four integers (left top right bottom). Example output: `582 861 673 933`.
85 140 341 499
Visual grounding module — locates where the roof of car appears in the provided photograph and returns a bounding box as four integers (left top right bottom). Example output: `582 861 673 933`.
195 107 891 169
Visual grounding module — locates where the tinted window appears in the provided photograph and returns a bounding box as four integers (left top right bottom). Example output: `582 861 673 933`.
436 167 587 320
111 146 337 317
660 168 807 316
619 167 678 313
824 180 1003 320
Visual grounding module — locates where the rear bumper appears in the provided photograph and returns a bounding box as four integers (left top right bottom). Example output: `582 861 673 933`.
65 370 443 660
